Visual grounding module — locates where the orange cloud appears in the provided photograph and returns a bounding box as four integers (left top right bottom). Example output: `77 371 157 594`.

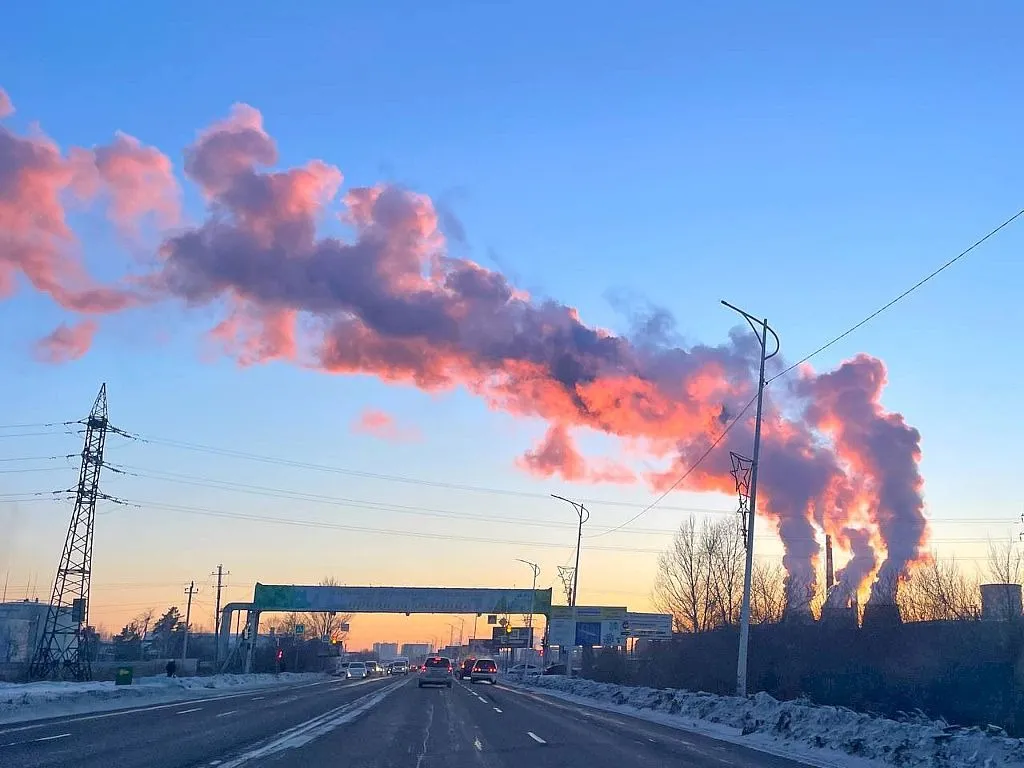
33 319 97 363
517 424 636 485
0 94 930 610
351 409 421 443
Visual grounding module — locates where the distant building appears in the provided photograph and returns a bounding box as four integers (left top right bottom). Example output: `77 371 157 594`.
373 642 399 660
980 583 1023 622
0 600 51 664
400 643 431 660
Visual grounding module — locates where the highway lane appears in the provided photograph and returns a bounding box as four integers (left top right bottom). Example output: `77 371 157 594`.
244 676 813 767
0 673 400 768
2 673 816 767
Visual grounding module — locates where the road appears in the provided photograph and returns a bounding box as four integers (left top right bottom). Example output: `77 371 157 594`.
1 673 813 767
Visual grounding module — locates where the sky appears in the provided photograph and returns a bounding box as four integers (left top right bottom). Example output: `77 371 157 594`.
2 1 1024 649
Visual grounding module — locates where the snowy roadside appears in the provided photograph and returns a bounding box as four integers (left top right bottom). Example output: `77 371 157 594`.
507 676 1024 768
0 672 328 725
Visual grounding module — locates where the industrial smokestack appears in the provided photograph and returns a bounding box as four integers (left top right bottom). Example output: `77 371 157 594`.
825 534 834 590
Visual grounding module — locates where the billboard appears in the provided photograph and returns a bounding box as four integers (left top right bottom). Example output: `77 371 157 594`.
547 606 626 647
253 584 552 615
622 613 673 639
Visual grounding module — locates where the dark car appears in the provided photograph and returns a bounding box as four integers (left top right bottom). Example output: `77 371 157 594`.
459 657 476 680
418 656 453 688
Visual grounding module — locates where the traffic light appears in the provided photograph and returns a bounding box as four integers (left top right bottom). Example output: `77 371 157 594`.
276 649 284 661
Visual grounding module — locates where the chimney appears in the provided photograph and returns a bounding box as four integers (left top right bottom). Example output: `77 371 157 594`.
825 534 835 590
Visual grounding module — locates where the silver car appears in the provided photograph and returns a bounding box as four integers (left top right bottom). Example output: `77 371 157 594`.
469 658 498 685
346 661 368 680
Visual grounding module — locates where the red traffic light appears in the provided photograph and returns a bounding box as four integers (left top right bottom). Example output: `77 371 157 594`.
276 649 284 660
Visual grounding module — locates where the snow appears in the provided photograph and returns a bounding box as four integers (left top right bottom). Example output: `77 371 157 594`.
0 672 326 724
511 676 1024 768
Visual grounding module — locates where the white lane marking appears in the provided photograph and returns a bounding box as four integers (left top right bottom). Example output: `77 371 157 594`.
251 696 265 700
209 762 222 766
34 733 71 742
474 737 483 751
527 731 547 745
415 701 434 768
215 710 239 718
493 707 502 713
177 707 203 715
217 679 405 768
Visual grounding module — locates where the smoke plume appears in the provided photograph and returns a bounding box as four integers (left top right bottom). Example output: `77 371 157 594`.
0 90 930 602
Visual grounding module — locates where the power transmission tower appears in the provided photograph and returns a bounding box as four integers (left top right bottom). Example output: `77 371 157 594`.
30 384 109 681
556 566 575 605
182 581 199 661
212 564 229 662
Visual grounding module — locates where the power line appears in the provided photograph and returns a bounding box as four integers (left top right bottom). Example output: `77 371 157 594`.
770 206 1024 383
589 394 759 538
102 461 734 534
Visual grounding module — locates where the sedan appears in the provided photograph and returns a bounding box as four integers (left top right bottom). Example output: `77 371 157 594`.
346 661 369 679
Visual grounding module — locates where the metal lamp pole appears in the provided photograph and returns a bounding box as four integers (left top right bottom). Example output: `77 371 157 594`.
721 300 779 697
551 495 589 607
516 559 540 675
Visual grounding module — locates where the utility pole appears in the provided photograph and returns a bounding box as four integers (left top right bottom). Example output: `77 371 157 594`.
30 384 109 681
516 559 540 676
212 564 229 662
551 496 589 606
182 581 199 662
516 559 541 629
721 300 780 697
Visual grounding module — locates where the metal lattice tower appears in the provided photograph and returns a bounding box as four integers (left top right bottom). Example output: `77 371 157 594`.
556 566 576 605
30 384 109 681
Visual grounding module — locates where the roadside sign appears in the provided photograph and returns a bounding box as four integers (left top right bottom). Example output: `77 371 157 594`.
622 613 673 639
340 622 350 632
492 626 533 648
295 624 305 636
487 615 497 624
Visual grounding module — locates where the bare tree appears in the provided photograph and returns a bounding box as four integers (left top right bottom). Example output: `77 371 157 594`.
303 577 353 644
897 556 981 622
653 517 745 633
986 539 1023 585
750 561 786 625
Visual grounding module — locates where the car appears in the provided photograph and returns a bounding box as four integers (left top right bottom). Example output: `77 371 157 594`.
388 660 410 675
417 656 453 688
334 660 351 677
459 657 476 680
346 661 368 680
366 661 381 676
508 663 542 677
469 658 498 685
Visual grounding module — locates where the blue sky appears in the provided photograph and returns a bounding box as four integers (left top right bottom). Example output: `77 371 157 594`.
2 2 1022 643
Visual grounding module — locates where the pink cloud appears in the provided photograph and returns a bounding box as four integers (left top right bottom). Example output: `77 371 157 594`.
33 320 97 363
351 409 421 443
0 88 13 119
517 424 636 485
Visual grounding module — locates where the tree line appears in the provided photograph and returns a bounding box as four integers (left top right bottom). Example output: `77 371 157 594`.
653 516 1023 630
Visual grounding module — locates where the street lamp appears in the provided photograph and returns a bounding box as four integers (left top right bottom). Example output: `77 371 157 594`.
516 559 541 675
551 495 589 607
721 300 780 697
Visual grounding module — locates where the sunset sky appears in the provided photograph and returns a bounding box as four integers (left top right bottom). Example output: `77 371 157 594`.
2 2 1023 649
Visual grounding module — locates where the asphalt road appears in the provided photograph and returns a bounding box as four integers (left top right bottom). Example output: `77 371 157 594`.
1 674 814 767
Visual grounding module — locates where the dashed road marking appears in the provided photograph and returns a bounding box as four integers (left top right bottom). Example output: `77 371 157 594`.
474 737 483 751
527 732 547 745
177 707 203 715
215 710 239 718
493 707 502 713
34 733 71 742
251 696 265 700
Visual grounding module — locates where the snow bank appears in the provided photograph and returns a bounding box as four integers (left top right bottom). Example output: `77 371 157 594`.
0 672 326 724
515 677 1024 768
